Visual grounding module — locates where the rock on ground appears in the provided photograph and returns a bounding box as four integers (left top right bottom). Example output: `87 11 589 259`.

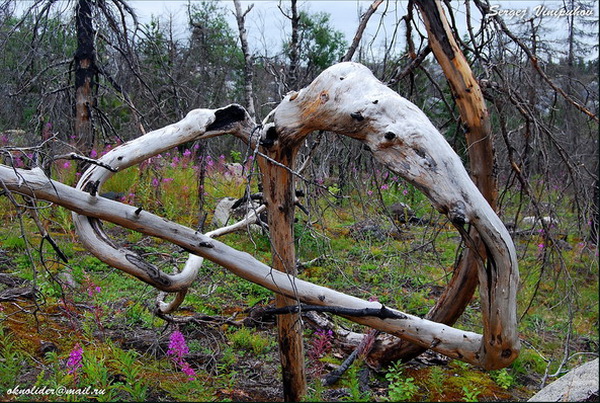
211 197 237 227
528 358 599 402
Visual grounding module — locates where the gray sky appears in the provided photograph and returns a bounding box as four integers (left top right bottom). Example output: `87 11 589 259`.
129 0 598 59
13 0 599 59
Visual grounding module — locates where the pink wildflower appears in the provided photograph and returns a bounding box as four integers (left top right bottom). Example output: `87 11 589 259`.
90 149 98 158
168 331 189 358
62 161 71 169
381 184 389 190
67 344 83 374
180 362 196 381
183 149 192 158
167 330 195 381
367 190 373 196
151 178 160 188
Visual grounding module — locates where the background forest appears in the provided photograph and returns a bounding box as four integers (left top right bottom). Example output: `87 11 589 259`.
0 0 598 401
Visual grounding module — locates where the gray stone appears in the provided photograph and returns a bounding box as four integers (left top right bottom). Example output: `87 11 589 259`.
58 271 79 288
211 197 237 227
528 358 599 402
223 163 244 178
388 202 415 223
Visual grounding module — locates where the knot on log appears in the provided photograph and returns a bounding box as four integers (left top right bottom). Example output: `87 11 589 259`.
449 201 467 226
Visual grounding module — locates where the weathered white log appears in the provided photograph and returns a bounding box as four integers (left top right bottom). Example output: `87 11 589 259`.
268 62 520 369
0 62 520 370
72 105 254 293
0 164 484 364
157 203 267 313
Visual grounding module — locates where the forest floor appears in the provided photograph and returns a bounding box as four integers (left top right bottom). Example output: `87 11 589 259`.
0 153 598 402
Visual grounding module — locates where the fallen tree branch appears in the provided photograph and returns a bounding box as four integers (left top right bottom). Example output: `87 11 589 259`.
323 329 380 386
53 152 118 172
0 163 489 366
0 63 520 370
264 304 407 320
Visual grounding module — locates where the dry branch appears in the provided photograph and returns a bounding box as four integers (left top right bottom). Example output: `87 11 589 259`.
0 62 520 370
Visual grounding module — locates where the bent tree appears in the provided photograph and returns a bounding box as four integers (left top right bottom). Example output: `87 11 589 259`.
0 62 520 400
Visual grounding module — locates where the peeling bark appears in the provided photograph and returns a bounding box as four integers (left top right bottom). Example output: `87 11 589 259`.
0 62 519 372
258 130 307 401
369 0 503 367
74 0 97 154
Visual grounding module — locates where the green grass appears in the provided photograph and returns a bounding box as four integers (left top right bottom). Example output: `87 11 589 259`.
0 149 597 402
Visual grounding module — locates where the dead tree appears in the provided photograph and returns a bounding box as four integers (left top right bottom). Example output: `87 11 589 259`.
367 0 505 367
73 0 97 153
0 62 520 399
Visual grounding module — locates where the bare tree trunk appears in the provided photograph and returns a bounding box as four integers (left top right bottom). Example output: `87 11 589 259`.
287 0 299 90
1 63 520 372
74 0 97 154
369 0 504 367
233 0 256 119
591 177 599 245
258 142 307 401
342 0 383 62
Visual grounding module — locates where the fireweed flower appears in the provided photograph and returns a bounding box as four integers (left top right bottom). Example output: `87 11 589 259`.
87 284 101 297
67 344 83 374
167 330 195 381
310 329 333 359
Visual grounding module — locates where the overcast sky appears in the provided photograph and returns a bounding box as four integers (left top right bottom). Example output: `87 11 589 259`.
14 0 599 59
127 0 597 58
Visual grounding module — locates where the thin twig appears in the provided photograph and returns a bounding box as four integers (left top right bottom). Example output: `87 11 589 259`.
53 152 118 172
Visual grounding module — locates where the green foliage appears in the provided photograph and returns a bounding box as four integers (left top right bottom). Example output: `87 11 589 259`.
510 348 547 376
109 348 149 401
1 234 26 250
228 327 271 355
384 362 419 402
345 364 371 402
283 9 346 79
490 368 515 390
0 325 25 395
461 385 482 402
427 365 446 396
229 150 242 163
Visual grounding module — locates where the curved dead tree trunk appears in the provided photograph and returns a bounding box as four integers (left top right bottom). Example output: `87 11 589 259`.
270 62 519 370
369 0 502 366
0 63 519 396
